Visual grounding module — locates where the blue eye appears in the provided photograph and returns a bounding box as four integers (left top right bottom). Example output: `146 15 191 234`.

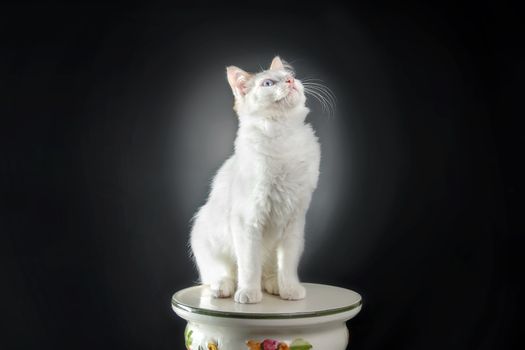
261 79 275 87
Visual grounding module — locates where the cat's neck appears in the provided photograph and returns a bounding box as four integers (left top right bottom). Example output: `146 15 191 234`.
237 106 310 136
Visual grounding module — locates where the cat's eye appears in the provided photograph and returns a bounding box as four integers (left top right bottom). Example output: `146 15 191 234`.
261 79 275 87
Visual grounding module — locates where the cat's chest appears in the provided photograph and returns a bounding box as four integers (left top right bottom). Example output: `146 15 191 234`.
263 156 310 189
241 137 315 189
236 125 319 213
247 146 316 215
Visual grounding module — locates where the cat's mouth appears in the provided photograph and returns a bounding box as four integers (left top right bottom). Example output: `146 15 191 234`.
275 91 299 108
274 86 302 108
283 88 298 99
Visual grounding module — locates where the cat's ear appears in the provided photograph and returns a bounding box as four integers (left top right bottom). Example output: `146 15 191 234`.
270 56 284 70
226 66 251 98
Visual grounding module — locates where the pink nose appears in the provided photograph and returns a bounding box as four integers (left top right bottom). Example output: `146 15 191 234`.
285 76 295 85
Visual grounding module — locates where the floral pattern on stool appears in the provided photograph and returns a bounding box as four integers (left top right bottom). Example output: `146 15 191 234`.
184 326 193 349
184 325 218 350
246 338 312 350
206 343 218 350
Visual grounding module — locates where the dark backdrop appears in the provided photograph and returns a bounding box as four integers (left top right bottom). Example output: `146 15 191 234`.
1 1 521 350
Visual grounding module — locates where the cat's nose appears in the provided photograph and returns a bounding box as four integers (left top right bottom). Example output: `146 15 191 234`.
285 76 295 86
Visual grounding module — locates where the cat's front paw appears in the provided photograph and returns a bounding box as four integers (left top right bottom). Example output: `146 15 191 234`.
234 287 263 304
262 276 280 295
279 282 306 300
210 277 235 298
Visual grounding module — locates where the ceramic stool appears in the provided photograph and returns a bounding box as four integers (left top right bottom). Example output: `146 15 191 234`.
172 283 362 350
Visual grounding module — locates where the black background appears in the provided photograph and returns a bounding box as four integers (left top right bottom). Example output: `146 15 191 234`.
1 1 522 350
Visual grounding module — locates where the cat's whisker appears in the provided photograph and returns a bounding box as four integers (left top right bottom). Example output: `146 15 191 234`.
307 87 336 110
301 81 337 105
306 90 332 115
303 87 327 109
301 80 336 103
303 85 336 106
302 83 336 117
303 87 334 117
305 90 336 116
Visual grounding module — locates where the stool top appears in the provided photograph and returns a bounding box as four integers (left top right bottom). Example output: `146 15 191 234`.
172 283 362 319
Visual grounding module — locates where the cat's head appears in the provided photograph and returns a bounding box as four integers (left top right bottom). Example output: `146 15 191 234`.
226 56 307 118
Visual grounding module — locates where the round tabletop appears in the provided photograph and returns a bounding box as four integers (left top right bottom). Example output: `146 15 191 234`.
172 283 362 320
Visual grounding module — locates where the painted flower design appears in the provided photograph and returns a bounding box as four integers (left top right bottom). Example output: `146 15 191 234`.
184 327 193 349
207 342 218 350
196 341 218 350
290 338 313 350
262 339 280 350
184 327 218 350
246 338 312 350
246 340 261 350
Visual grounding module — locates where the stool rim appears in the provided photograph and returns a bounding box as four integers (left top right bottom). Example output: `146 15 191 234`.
172 283 362 320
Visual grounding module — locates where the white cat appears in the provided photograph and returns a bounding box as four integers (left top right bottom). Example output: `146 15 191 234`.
190 56 321 304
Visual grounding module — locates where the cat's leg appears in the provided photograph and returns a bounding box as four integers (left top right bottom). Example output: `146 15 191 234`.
277 213 307 300
192 240 236 298
232 217 263 304
262 249 280 295
191 208 236 298
208 258 236 298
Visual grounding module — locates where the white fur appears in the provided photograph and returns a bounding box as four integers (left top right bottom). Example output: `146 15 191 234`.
190 57 321 304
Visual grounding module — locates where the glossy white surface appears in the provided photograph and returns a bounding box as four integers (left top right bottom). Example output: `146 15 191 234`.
172 283 362 318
